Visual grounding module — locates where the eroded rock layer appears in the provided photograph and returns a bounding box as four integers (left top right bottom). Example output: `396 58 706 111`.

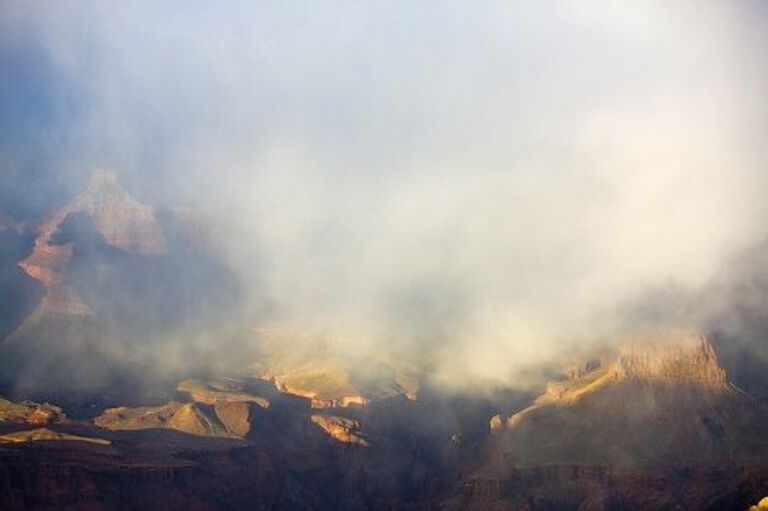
489 331 768 468
15 169 165 323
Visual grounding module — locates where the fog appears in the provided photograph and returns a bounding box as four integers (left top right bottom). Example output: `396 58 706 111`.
2 1 768 392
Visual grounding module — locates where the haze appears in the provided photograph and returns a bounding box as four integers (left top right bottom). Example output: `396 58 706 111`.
2 1 768 390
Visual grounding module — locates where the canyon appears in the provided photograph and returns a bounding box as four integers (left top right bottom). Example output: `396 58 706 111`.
1 171 767 510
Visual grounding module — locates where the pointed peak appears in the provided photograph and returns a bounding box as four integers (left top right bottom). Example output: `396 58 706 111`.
67 167 167 253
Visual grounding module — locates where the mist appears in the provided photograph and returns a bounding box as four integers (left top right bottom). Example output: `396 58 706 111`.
2 1 768 392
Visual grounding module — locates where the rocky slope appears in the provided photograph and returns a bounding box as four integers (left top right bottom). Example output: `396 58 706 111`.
310 414 368 446
0 428 110 446
253 328 419 408
177 377 270 408
439 330 768 510
1 170 168 394
488 331 766 467
2 345 767 511
439 461 768 511
0 371 477 511
0 398 65 426
14 169 165 323
94 401 244 438
0 169 244 398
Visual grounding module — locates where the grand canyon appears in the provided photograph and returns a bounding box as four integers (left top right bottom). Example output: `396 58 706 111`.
1 171 767 509
2 2 768 510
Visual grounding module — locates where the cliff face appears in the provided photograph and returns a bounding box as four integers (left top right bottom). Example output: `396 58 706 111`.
270 361 373 409
439 331 768 510
2 356 766 511
16 214 88 318
439 462 768 511
609 331 726 384
0 169 247 396
0 398 65 426
0 444 283 511
93 377 279 439
67 169 166 255
0 368 463 511
489 331 767 468
15 170 165 323
310 415 368 446
253 328 418 409
177 378 271 408
94 402 245 439
0 428 110 446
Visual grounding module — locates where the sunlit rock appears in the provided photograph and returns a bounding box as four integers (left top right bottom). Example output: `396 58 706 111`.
489 414 504 434
177 378 270 408
0 428 110 445
14 169 165 324
310 414 368 446
749 496 768 511
0 398 65 425
94 401 240 438
492 330 768 467
253 328 416 408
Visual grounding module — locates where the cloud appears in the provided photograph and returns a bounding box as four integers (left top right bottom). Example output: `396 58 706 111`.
2 1 768 391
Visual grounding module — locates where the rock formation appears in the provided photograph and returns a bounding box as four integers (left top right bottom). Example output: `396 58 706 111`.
0 428 110 445
310 414 368 446
66 169 166 254
14 169 165 324
177 378 270 408
0 169 244 397
94 401 244 438
489 330 767 467
608 330 727 384
269 361 372 408
0 398 65 425
253 328 416 408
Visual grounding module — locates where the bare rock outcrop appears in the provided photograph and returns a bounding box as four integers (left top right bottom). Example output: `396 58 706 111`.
609 331 726 384
0 398 65 425
260 358 371 409
0 428 110 445
490 330 768 467
14 169 165 324
177 378 270 408
254 332 415 408
70 169 166 254
310 414 368 446
94 400 254 439
212 401 252 438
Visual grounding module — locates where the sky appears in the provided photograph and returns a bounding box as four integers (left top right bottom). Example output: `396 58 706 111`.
2 1 768 390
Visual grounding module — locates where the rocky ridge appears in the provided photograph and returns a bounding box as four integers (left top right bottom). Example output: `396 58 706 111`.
310 415 368 446
15 169 165 322
0 428 110 446
0 398 65 426
488 330 766 468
